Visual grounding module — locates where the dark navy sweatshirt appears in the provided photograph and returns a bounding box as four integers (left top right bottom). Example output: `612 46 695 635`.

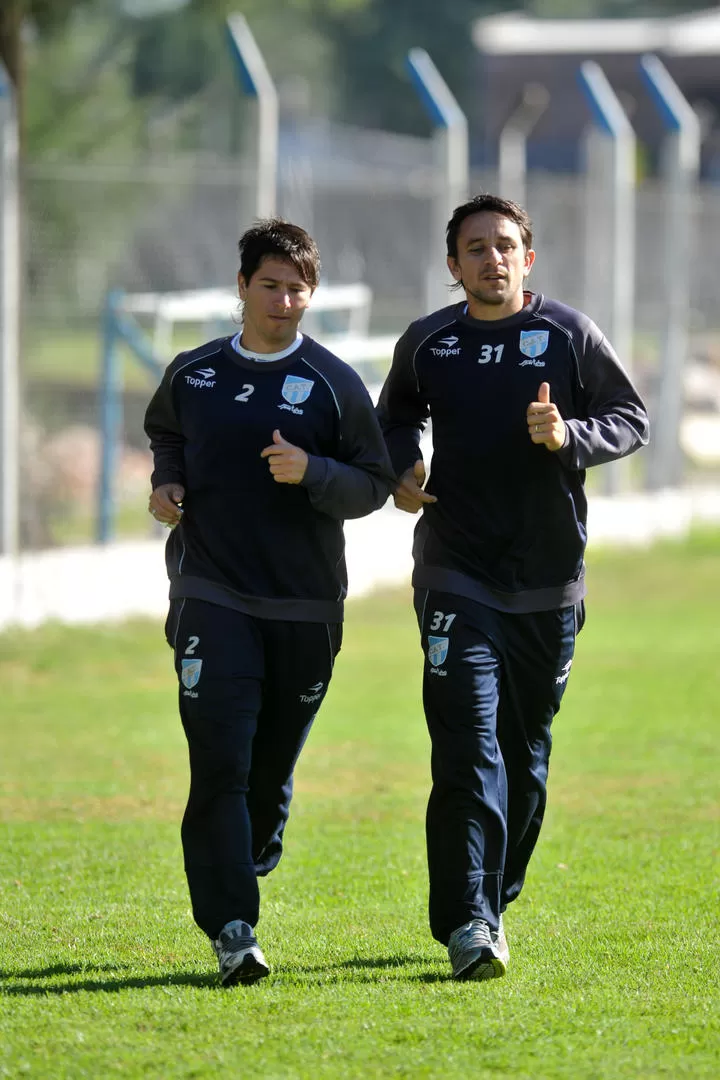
145 334 394 623
376 293 650 613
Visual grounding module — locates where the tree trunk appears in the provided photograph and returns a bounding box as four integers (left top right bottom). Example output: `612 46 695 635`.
0 0 21 84
0 0 22 139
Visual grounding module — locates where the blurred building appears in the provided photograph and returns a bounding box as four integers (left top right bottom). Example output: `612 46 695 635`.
472 7 720 178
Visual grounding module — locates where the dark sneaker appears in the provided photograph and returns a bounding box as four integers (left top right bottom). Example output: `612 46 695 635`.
447 918 507 981
213 920 269 986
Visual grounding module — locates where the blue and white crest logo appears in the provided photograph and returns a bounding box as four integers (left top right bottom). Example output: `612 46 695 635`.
519 330 549 358
428 636 449 667
281 376 314 405
181 658 203 689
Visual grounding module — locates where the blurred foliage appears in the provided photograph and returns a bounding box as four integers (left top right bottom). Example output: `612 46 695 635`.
3 0 715 155
313 0 514 134
312 0 714 131
1 0 94 82
24 13 147 157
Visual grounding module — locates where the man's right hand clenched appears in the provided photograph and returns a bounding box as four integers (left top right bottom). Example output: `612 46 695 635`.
149 483 185 527
393 460 438 514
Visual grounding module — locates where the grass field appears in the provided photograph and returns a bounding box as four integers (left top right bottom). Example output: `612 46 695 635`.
1 533 719 1079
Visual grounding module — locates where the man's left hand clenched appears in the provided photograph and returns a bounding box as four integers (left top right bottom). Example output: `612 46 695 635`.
260 429 309 483
527 382 566 452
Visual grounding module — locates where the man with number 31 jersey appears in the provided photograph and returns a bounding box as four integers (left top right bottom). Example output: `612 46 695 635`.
377 194 649 982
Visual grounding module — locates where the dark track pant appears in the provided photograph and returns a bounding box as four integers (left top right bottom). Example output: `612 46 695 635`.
414 589 581 945
167 598 341 940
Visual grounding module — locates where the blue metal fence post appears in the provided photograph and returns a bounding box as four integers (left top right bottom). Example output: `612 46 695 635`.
578 61 637 494
498 83 549 208
97 290 124 544
0 62 20 558
640 54 702 490
226 13 278 220
406 49 469 315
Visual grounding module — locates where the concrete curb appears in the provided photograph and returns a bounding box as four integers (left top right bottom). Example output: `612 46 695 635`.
1 488 719 630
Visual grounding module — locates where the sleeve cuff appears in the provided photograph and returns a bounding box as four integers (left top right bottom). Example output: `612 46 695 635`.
553 424 574 468
300 454 329 490
151 471 186 489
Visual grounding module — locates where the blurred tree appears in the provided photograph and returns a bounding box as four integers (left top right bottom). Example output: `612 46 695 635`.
8 0 717 153
308 0 515 134
313 0 715 133
24 14 148 158
130 8 217 100
17 0 341 157
130 0 338 115
0 0 22 88
1 0 98 147
0 0 96 86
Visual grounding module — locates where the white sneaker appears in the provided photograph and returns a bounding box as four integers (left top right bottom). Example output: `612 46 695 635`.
213 920 269 986
492 914 510 967
447 918 507 981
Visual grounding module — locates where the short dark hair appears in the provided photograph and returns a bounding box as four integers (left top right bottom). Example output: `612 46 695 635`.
446 194 533 259
238 218 321 289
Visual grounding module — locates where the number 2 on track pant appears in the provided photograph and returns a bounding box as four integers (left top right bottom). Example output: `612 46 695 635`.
166 597 342 940
414 588 582 945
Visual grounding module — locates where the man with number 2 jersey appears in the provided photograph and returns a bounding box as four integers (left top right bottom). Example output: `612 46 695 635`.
145 220 393 986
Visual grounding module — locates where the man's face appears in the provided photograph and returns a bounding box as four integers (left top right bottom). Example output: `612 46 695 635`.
447 212 535 318
238 256 314 349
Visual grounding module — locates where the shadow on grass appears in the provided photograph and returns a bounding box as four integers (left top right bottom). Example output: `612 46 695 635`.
1 956 453 994
1 962 132 979
0 970 218 995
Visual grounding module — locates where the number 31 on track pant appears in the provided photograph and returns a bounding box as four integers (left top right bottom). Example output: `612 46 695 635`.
414 588 582 945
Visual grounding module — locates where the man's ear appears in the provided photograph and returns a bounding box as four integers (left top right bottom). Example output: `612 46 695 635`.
447 256 462 283
237 271 247 300
523 249 536 278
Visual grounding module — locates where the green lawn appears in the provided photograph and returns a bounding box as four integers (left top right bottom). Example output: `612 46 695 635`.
1 534 719 1078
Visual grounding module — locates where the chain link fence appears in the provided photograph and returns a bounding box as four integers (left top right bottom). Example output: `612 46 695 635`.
18 122 720 550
